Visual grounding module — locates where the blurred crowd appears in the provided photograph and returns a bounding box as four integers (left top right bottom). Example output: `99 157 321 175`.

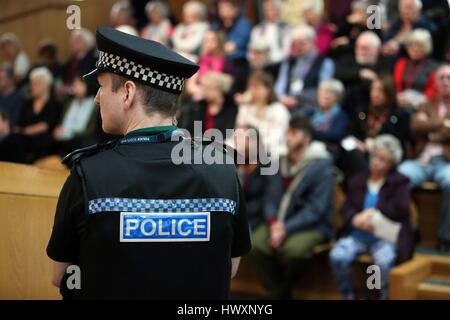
0 0 450 299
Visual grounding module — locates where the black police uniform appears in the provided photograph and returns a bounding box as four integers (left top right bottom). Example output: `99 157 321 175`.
46 27 251 300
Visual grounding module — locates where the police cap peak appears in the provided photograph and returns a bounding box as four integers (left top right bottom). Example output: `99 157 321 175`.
84 27 199 93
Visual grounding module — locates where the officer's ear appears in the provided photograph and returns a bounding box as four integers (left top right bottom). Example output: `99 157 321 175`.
123 80 137 110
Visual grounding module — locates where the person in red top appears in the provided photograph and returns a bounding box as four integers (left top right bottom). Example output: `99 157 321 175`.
394 29 438 109
398 63 450 252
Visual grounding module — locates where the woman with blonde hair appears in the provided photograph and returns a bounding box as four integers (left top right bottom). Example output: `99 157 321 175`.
179 71 237 137
394 29 438 109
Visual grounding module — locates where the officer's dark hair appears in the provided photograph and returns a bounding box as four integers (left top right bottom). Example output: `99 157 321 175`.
110 74 180 117
289 115 313 136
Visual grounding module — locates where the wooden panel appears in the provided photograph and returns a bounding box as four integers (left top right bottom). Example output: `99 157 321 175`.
0 162 68 299
0 161 68 197
0 193 60 299
413 190 441 246
0 0 118 63
389 255 431 300
417 283 450 300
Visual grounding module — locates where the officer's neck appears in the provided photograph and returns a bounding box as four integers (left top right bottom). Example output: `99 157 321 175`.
124 115 174 135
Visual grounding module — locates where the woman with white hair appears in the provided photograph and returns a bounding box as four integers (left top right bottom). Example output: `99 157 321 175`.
330 134 414 300
249 0 290 64
393 28 438 109
140 1 173 45
307 79 349 159
0 32 30 84
1 67 61 162
301 0 334 56
171 1 209 61
382 0 437 57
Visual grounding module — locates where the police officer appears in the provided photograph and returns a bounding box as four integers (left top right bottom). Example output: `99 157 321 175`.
46 27 251 300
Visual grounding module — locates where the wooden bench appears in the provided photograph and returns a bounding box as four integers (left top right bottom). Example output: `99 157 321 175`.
390 254 450 300
0 162 68 299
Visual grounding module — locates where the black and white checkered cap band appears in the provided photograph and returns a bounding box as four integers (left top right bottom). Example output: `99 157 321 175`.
97 50 185 92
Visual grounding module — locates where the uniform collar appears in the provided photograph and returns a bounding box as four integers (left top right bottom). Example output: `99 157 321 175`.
127 125 178 136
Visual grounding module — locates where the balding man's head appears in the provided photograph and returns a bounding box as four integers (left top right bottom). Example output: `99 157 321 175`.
399 0 422 23
355 31 381 65
291 25 317 57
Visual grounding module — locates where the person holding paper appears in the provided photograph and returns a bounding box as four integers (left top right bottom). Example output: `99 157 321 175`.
329 134 414 300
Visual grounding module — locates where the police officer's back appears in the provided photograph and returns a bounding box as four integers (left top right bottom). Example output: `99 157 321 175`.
46 27 251 299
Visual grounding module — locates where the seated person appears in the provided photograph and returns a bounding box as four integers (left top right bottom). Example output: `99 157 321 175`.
0 67 61 163
382 0 437 58
185 30 227 101
331 0 382 59
301 0 334 56
171 1 209 61
140 1 173 45
235 71 290 159
212 0 252 93
398 63 450 252
340 74 411 177
52 72 98 156
234 125 276 231
250 116 334 299
334 31 393 115
394 29 437 111
0 32 30 86
57 28 97 103
250 0 290 65
275 24 334 112
109 0 135 28
330 134 414 300
34 40 63 79
246 39 281 81
178 71 237 138
0 64 25 126
307 79 348 160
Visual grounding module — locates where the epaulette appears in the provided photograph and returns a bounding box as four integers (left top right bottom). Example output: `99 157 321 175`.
61 139 117 168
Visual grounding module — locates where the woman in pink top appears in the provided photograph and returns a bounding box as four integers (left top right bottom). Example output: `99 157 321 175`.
186 30 227 100
302 0 335 56
198 30 227 77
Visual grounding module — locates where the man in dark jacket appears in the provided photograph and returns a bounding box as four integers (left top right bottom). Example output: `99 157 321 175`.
250 116 334 299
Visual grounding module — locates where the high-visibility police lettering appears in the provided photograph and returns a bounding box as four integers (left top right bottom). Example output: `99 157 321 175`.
140 219 157 236
125 219 140 236
193 219 207 236
178 219 191 236
120 213 210 242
